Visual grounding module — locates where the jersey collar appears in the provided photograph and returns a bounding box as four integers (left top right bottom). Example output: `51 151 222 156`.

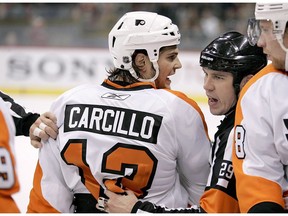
102 79 157 91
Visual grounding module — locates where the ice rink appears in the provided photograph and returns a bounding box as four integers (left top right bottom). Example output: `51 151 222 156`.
11 94 223 213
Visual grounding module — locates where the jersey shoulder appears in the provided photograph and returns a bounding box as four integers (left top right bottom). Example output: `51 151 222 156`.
239 63 287 99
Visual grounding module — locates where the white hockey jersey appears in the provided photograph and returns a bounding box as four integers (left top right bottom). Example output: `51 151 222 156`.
0 98 19 213
27 79 211 213
232 64 288 212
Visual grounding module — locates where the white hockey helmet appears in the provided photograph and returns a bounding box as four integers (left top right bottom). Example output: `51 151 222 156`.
108 11 180 82
247 3 288 49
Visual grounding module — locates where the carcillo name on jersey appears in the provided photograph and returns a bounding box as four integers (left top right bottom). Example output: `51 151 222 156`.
64 104 163 144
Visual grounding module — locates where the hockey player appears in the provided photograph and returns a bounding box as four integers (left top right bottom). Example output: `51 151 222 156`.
101 31 267 213
0 98 20 213
27 11 211 213
232 3 288 213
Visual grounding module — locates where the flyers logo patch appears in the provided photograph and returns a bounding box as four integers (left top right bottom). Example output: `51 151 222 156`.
101 92 131 101
135 19 145 26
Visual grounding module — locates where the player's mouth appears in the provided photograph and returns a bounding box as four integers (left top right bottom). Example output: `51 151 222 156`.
166 75 172 83
207 96 218 107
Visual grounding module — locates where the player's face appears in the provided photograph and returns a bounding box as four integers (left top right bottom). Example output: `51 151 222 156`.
257 20 287 70
203 68 237 116
155 46 182 89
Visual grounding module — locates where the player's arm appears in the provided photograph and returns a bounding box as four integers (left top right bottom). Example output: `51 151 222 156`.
103 190 200 213
28 95 80 212
0 91 40 136
174 95 211 205
0 91 58 148
27 129 74 213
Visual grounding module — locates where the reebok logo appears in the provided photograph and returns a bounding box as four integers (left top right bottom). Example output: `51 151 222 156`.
101 92 131 101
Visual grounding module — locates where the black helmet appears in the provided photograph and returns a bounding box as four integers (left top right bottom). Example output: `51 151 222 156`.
200 31 267 88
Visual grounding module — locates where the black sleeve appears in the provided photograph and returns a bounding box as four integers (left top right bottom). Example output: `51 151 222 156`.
131 201 201 213
248 202 285 213
0 91 40 136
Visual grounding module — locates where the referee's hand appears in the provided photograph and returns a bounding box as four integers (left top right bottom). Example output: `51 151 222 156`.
29 112 58 148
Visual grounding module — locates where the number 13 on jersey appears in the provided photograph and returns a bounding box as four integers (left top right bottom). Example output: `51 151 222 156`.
61 139 158 199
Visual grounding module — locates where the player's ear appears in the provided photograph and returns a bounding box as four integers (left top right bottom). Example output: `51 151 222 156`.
240 74 253 90
135 53 146 69
134 53 154 79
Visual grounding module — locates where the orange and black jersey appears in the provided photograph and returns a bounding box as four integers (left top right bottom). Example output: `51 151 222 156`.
0 91 39 136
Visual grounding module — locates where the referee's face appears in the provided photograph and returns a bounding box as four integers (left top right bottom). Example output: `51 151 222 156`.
155 46 182 89
203 68 237 116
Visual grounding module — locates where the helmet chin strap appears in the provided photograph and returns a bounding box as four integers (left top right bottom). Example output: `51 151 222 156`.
275 34 288 71
129 68 139 80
